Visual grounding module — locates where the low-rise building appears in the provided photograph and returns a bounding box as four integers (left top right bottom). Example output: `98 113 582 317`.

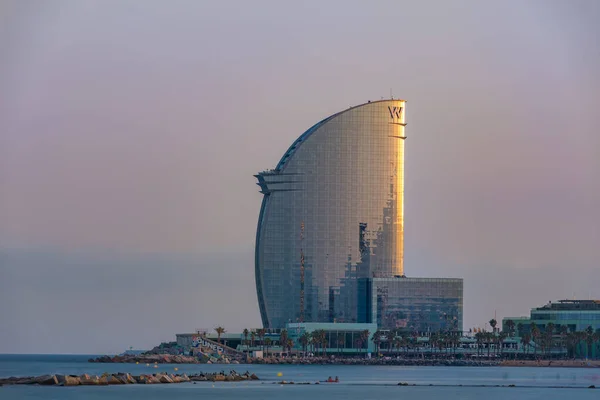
503 299 600 358
357 277 464 334
503 300 600 334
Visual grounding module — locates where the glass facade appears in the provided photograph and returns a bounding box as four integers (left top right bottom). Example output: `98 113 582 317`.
255 100 406 328
358 277 464 333
286 322 377 353
504 301 600 334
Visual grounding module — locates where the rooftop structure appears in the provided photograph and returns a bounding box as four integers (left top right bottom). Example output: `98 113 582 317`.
503 299 600 334
535 300 600 311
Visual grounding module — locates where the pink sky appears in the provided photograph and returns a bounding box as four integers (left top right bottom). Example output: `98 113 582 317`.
0 0 598 353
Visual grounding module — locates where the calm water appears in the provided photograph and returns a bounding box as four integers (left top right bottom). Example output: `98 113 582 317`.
1 354 599 399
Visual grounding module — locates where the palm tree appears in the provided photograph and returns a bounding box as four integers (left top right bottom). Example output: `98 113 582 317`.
320 331 328 356
286 338 294 353
264 337 272 357
486 332 493 359
521 333 531 356
250 331 256 348
299 332 310 355
475 332 484 356
451 335 461 356
279 329 288 354
310 331 321 355
559 325 569 356
256 328 266 351
489 319 497 333
309 330 327 356
372 330 383 355
586 326 594 359
215 327 226 344
243 329 249 348
498 332 508 358
566 331 579 358
545 323 555 358
505 319 516 338
530 322 540 358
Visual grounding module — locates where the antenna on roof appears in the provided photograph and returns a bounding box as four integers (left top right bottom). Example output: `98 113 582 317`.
390 88 393 99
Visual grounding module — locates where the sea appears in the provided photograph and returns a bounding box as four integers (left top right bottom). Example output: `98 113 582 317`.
1 354 599 399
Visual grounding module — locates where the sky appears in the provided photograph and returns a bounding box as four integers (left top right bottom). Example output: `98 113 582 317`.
0 0 599 354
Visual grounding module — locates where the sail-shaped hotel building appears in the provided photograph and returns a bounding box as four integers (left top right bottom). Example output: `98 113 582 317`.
254 100 462 331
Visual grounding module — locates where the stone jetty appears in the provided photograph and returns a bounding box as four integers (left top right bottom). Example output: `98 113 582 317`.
0 371 259 387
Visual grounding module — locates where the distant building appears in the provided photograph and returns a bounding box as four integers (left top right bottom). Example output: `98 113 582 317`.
357 277 464 334
503 300 600 335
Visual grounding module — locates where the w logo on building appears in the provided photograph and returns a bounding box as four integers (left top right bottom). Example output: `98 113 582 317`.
388 106 403 120
388 106 406 126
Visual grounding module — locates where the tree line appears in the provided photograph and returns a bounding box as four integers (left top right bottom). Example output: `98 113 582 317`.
211 321 600 359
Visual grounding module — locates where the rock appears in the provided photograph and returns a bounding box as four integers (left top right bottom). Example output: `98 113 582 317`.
80 375 102 385
112 374 129 384
250 374 259 380
64 376 81 386
157 374 174 384
125 374 136 384
589 385 596 389
180 374 190 382
36 375 59 385
107 375 123 385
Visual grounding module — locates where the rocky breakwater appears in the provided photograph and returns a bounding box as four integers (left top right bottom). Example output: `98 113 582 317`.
0 371 258 387
189 371 259 382
89 354 200 364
